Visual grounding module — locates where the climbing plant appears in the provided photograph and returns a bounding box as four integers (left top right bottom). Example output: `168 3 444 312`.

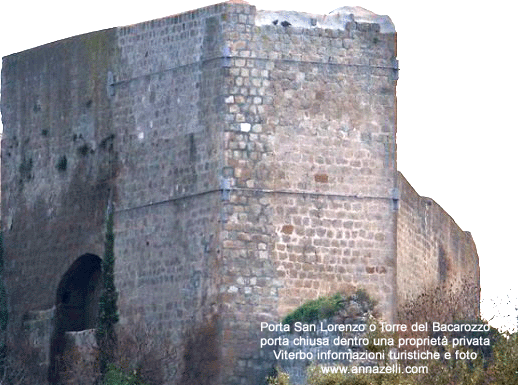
97 203 119 376
0 231 7 379
0 231 7 332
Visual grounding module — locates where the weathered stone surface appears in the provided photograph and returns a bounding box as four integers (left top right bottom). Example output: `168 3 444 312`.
397 174 480 315
1 2 479 384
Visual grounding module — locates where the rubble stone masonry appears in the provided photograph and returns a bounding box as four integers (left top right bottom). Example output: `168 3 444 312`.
1 2 479 384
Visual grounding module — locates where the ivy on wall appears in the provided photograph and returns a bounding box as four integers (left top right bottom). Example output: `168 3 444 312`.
0 232 7 332
96 203 119 375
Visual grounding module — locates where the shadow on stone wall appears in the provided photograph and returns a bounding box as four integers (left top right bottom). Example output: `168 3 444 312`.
181 316 220 385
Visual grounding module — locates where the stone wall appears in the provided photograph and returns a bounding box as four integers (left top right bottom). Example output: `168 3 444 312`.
1 3 230 383
111 4 230 382
396 173 480 317
1 28 117 327
0 2 479 385
217 3 398 383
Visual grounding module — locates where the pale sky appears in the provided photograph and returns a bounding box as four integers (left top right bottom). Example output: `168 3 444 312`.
1 0 517 331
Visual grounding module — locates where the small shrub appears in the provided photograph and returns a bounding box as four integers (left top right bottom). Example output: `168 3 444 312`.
282 290 376 326
446 318 500 363
114 323 174 385
104 364 147 385
267 368 291 385
487 331 518 384
282 293 345 325
353 289 377 311
365 316 395 357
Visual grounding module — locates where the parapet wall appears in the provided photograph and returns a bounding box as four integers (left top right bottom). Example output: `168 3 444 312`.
397 173 480 317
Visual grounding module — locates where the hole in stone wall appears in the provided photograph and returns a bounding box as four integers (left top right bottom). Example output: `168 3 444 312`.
56 155 67 172
48 254 102 383
77 144 91 156
55 254 102 332
19 156 33 180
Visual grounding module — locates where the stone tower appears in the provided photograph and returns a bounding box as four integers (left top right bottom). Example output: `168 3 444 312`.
1 2 479 384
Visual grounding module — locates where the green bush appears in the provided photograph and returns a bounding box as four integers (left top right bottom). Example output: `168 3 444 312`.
270 279 518 385
103 364 148 385
487 331 518 384
282 292 343 325
282 290 376 326
268 334 518 385
282 290 377 326
446 318 500 363
269 318 518 385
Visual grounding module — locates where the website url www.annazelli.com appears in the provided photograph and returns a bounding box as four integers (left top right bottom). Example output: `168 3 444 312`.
321 364 428 375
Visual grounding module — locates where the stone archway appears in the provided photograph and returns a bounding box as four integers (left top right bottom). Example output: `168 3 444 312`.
48 254 102 383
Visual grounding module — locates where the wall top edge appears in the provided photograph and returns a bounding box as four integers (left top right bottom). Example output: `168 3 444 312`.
2 1 396 61
256 6 395 34
1 27 117 61
397 172 474 237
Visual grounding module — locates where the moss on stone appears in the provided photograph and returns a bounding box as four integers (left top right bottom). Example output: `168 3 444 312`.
282 292 344 325
282 289 377 326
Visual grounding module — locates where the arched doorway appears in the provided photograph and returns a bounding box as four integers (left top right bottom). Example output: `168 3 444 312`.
55 254 102 331
48 254 102 383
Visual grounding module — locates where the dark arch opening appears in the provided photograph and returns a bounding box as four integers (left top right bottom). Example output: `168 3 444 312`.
48 254 102 383
55 254 102 331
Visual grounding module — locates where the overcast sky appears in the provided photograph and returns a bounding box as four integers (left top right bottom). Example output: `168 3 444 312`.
1 0 517 330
